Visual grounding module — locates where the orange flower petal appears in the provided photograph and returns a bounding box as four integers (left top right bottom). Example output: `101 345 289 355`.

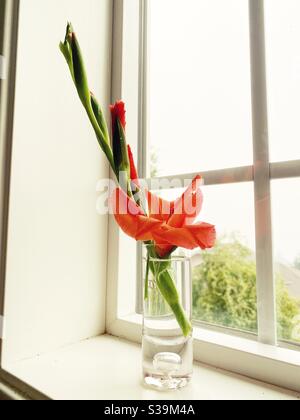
167 175 203 228
152 222 216 257
127 145 140 186
154 242 175 258
146 190 175 223
186 223 217 249
115 213 162 241
110 101 126 133
110 188 163 241
110 188 144 217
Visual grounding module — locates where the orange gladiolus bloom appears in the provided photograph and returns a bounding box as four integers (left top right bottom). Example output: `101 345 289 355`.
111 146 216 258
110 101 126 133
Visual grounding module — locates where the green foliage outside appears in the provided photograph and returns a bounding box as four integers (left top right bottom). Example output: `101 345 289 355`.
277 277 300 341
193 238 300 342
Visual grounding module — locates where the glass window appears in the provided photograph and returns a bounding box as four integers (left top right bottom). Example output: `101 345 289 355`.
148 0 253 177
139 0 300 355
193 183 257 333
156 183 258 334
265 0 300 163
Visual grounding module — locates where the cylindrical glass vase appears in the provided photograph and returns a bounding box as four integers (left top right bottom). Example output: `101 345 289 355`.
142 249 193 390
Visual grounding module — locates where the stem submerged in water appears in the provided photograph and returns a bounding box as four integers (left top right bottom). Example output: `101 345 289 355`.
156 269 192 338
144 254 150 300
145 244 192 338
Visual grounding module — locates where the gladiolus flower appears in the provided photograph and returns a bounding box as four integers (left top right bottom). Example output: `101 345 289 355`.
127 145 139 186
111 155 216 257
112 179 216 258
110 101 126 133
116 149 216 257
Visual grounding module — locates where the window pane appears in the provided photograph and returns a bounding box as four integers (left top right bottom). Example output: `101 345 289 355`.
272 179 300 345
157 183 258 334
148 0 252 177
265 0 300 163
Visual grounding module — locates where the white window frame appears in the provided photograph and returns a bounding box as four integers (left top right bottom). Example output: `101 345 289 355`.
106 0 300 393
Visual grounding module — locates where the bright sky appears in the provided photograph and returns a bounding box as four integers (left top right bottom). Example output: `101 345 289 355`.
149 0 300 266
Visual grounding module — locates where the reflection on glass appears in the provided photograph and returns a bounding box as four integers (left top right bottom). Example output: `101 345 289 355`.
157 183 258 334
272 179 300 345
265 0 300 163
148 0 252 177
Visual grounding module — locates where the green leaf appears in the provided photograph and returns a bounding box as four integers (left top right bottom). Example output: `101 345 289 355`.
91 94 110 145
59 41 75 82
112 119 130 177
70 32 91 109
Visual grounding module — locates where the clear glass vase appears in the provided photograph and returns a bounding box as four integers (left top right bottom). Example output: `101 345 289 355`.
142 247 193 390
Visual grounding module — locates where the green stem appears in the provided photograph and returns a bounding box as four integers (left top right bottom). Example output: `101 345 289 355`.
144 254 150 300
85 102 116 174
156 269 192 337
170 301 192 338
146 243 192 337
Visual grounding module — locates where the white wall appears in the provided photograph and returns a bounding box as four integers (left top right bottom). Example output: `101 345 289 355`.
2 0 112 364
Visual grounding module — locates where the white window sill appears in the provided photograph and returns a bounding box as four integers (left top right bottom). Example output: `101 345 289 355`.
108 314 300 392
2 335 300 400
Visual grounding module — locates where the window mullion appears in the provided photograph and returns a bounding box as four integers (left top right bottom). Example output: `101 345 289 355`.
249 0 277 345
136 0 149 315
146 165 254 187
271 160 300 180
137 0 149 180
